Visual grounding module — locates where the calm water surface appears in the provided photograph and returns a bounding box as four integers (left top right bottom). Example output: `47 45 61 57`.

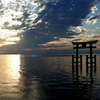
0 54 100 100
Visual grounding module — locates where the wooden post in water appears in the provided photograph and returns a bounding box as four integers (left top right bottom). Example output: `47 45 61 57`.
72 55 74 72
76 44 79 71
72 54 82 72
80 55 82 71
86 55 89 74
94 55 96 73
90 43 93 69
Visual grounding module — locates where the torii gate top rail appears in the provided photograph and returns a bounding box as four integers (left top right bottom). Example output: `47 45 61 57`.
72 40 98 49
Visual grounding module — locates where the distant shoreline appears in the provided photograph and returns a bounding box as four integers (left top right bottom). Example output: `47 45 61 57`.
0 53 100 56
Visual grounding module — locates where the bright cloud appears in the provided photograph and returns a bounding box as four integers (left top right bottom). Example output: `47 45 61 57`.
0 0 47 46
91 5 98 14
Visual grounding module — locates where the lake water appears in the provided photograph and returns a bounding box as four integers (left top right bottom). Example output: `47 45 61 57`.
0 54 100 100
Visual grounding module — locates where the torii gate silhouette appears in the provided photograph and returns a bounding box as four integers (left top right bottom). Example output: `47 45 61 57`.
72 40 98 73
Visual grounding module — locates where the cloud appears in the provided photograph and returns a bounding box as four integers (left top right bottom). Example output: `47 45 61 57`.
90 5 98 14
29 0 99 38
86 15 100 24
0 0 100 53
0 0 47 45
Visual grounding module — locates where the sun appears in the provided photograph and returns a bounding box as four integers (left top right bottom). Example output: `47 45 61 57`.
0 29 21 46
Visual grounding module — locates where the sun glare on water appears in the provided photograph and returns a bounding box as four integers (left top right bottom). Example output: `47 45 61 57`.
0 55 21 97
7 55 21 82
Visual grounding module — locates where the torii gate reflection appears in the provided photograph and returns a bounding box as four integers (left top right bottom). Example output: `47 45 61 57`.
72 40 98 74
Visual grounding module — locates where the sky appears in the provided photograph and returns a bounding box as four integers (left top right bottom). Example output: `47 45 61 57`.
0 0 100 54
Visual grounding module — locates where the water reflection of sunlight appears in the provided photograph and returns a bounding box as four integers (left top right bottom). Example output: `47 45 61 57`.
8 55 20 81
0 55 21 98
0 55 20 82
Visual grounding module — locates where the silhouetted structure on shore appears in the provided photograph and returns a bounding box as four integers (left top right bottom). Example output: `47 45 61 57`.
72 40 98 74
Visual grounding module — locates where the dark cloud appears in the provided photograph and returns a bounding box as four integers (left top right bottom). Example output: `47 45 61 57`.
93 35 100 38
24 0 99 40
20 0 99 43
88 15 100 22
0 0 100 53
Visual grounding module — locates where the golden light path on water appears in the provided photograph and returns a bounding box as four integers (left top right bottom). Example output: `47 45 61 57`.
0 55 41 99
0 54 20 98
8 54 20 81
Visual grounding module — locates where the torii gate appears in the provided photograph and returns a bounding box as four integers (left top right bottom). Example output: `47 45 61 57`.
72 40 98 72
